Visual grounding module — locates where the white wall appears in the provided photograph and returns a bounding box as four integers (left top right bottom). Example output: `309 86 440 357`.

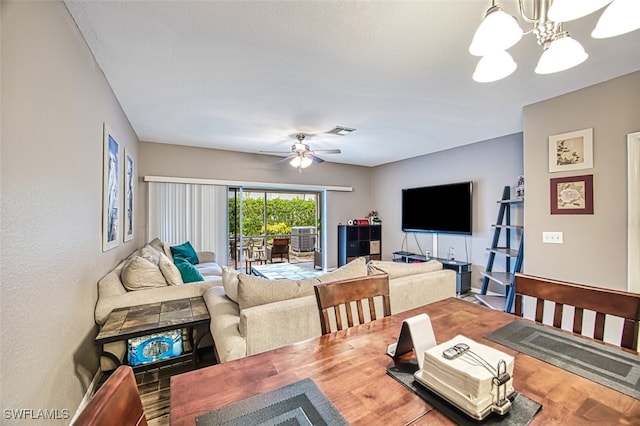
371 134 524 290
523 71 640 290
1 1 142 419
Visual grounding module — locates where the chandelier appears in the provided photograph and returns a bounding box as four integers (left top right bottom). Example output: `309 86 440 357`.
470 0 640 83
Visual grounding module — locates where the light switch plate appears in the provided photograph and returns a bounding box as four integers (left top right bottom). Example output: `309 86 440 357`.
542 231 563 244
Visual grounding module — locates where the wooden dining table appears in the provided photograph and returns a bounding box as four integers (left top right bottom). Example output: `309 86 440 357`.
170 298 640 425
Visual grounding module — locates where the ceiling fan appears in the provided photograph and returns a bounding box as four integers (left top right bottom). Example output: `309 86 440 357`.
261 126 354 172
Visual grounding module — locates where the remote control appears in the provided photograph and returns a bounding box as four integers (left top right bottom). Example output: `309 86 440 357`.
442 343 470 360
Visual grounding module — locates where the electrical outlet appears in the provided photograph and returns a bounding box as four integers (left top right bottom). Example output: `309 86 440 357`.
542 231 563 244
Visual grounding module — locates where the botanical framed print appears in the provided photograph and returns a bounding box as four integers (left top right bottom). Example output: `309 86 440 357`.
548 128 593 172
123 147 134 242
550 174 593 215
103 123 120 251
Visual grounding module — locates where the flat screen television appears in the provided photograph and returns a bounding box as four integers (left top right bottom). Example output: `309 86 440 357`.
401 181 473 235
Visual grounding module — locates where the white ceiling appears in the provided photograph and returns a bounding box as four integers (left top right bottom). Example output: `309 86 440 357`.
64 1 640 167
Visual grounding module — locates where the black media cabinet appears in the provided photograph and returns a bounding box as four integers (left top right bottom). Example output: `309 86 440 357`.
392 251 471 294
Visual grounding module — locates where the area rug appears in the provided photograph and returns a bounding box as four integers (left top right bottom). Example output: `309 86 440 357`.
195 378 348 426
387 362 542 425
485 320 640 399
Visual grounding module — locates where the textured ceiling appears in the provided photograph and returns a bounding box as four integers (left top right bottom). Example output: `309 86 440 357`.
64 1 640 167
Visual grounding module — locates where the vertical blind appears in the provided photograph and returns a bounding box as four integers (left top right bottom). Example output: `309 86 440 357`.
148 182 228 265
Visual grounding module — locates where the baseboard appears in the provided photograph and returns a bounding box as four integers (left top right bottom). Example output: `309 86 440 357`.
68 369 102 425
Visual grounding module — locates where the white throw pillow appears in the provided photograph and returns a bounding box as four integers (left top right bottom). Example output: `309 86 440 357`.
222 266 240 303
158 253 184 285
196 262 223 277
121 256 168 291
148 237 165 253
140 244 161 265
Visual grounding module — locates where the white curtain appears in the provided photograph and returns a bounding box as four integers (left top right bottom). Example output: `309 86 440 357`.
148 182 228 265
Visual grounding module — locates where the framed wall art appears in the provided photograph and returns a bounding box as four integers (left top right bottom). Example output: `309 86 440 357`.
102 123 120 251
550 174 593 215
548 128 593 172
123 147 134 242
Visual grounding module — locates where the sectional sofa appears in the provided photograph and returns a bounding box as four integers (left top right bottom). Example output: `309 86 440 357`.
95 241 456 370
206 257 457 363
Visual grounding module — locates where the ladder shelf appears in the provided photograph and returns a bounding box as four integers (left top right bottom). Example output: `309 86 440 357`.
475 186 524 312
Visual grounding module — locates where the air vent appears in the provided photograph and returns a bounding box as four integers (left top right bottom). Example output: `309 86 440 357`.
327 126 356 135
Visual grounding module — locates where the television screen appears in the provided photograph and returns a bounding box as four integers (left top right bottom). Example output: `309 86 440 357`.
401 182 473 235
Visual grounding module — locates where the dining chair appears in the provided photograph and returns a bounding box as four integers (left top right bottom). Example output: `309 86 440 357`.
314 273 390 335
514 273 640 351
74 365 148 426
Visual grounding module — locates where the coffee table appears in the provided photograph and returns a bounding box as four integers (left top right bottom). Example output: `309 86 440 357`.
251 262 323 280
96 297 211 370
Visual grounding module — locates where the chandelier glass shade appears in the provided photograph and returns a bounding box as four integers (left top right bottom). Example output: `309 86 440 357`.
473 51 518 82
592 0 640 38
470 0 638 82
548 0 612 22
469 6 523 56
535 33 588 74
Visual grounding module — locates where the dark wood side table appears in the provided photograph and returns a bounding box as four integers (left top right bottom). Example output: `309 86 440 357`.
96 297 211 371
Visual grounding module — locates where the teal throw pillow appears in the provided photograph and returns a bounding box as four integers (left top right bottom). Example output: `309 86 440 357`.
173 257 204 283
170 241 199 264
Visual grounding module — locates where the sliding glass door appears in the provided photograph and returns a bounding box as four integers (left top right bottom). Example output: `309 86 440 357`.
228 188 322 269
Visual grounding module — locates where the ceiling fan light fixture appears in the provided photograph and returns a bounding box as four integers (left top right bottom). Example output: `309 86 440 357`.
473 51 517 83
289 155 312 169
548 0 612 22
469 5 523 56
592 0 640 38
535 33 588 74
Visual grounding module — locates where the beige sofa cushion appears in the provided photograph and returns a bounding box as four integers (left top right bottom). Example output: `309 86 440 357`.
237 274 319 310
317 256 368 282
158 253 184 285
368 259 442 280
121 256 168 291
222 267 240 303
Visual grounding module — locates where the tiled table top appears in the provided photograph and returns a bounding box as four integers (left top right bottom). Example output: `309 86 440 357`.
251 262 323 280
96 297 210 343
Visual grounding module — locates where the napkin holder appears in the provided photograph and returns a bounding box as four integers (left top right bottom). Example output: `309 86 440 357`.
386 313 436 369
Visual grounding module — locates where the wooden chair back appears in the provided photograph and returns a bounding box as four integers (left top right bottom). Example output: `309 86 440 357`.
514 273 640 351
314 274 390 335
74 365 147 426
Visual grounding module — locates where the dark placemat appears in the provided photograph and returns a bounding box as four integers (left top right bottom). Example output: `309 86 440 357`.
485 319 640 399
387 362 542 426
195 378 349 426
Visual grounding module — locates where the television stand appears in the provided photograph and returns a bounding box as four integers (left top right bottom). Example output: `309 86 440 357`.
392 251 471 294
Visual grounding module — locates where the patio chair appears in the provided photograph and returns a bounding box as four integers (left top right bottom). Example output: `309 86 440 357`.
266 238 290 263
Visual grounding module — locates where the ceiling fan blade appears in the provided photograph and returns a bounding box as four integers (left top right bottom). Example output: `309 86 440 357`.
260 150 292 155
311 149 341 154
278 154 297 163
309 154 324 164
